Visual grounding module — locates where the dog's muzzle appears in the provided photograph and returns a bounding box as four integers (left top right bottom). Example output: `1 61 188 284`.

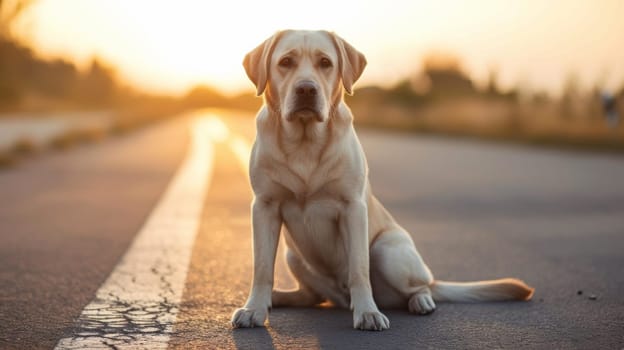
287 80 323 122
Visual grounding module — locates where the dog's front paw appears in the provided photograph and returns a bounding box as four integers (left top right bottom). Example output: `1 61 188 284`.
353 310 390 331
231 307 268 328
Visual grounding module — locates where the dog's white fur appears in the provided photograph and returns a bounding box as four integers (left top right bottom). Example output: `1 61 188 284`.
231 30 534 331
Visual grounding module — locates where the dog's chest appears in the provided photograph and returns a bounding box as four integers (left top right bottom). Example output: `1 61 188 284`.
270 147 339 199
280 197 347 275
287 152 318 185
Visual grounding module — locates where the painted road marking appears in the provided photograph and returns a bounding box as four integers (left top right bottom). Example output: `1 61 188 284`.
55 113 223 349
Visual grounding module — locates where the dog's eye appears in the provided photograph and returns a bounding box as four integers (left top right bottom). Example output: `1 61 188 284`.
319 57 332 68
279 57 293 68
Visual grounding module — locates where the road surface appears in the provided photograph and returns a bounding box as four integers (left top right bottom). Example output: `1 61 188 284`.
1 108 623 349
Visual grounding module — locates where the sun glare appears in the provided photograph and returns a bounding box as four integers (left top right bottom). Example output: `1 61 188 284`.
14 0 624 96
16 0 376 95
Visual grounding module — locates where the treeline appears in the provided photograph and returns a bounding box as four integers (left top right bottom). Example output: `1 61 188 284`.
347 53 624 119
2 0 623 129
0 36 117 110
0 35 261 114
345 54 624 151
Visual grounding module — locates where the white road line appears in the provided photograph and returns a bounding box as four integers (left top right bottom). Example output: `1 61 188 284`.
55 114 220 349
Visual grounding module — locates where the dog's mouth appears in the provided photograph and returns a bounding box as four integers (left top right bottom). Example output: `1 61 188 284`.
286 108 323 123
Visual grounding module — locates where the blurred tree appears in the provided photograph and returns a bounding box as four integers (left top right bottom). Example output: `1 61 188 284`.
486 66 500 96
0 35 31 106
410 73 432 96
227 91 262 111
0 0 34 38
388 79 420 106
183 85 227 108
421 52 476 99
422 51 462 72
344 85 385 108
75 59 118 107
532 91 550 105
34 59 79 98
560 72 581 119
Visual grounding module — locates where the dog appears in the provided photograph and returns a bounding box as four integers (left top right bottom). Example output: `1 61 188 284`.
231 30 534 331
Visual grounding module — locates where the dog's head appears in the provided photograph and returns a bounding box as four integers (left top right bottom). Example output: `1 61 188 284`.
243 30 366 123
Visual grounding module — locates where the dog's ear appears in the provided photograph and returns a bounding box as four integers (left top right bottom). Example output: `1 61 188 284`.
243 32 282 96
330 33 367 95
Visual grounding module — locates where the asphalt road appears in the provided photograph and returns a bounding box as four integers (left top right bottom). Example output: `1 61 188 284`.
1 109 623 349
0 116 189 349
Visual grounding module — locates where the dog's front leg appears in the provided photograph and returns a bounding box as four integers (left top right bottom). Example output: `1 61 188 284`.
231 198 281 328
343 199 390 331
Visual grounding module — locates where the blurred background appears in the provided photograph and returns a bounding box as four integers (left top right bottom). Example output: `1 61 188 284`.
1 0 624 165
2 2 624 348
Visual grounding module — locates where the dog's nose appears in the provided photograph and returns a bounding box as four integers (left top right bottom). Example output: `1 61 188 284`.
295 81 318 97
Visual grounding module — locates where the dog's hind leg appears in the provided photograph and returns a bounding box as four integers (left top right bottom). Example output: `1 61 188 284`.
272 249 348 308
370 228 437 315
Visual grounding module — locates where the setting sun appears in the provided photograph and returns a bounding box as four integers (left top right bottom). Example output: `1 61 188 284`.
12 0 624 96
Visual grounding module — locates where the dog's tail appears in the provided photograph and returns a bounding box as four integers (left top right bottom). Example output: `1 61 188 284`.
430 278 534 302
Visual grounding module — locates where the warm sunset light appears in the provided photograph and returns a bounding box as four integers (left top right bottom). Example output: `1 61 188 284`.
3 0 624 348
12 0 624 96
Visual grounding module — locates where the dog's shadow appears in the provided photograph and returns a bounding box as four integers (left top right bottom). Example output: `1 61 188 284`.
231 307 420 350
232 325 276 350
231 302 537 349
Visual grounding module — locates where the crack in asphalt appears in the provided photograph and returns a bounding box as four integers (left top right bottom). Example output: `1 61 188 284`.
54 116 217 349
56 257 182 349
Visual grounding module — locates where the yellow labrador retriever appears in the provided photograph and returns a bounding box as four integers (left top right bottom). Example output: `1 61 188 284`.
231 30 534 331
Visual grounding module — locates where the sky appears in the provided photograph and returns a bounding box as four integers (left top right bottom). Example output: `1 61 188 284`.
13 0 624 97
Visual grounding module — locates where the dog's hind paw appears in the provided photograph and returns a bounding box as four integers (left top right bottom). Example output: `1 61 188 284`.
231 307 268 328
408 293 436 315
353 310 390 331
